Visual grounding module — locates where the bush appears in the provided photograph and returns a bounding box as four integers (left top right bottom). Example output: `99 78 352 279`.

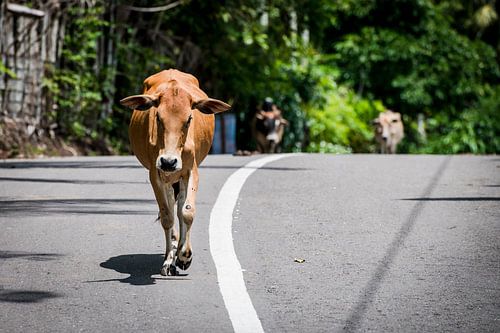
423 88 500 154
303 65 386 153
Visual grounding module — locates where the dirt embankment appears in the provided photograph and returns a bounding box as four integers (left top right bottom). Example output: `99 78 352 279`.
0 116 117 159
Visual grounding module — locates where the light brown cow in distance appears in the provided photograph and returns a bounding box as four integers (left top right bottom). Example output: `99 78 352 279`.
373 110 404 154
121 69 231 276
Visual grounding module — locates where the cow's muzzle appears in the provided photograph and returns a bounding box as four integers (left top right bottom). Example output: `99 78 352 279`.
266 133 279 143
156 154 182 172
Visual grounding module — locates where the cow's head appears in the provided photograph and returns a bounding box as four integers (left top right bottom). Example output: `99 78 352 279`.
121 82 230 173
255 107 288 151
373 110 403 145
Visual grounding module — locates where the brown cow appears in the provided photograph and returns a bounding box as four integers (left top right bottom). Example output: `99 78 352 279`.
373 109 404 154
120 69 231 276
252 105 288 153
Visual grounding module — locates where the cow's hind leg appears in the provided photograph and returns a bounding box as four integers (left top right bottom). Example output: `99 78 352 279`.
175 169 198 270
150 171 177 276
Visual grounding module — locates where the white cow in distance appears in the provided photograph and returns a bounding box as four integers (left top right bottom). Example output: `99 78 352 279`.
373 110 404 154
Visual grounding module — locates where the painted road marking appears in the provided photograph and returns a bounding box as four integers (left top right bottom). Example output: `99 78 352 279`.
209 154 291 333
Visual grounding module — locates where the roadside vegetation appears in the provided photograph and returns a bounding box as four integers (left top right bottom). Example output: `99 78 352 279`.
2 0 499 155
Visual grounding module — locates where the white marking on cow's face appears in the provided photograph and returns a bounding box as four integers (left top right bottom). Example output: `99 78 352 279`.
382 125 390 142
153 87 193 174
263 119 283 143
266 132 280 142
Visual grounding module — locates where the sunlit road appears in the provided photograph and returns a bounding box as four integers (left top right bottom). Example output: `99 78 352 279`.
0 154 499 332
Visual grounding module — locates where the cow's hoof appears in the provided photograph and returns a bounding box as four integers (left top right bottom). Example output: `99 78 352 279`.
160 264 178 276
175 257 192 271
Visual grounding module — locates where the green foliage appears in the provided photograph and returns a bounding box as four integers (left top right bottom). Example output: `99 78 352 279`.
335 24 499 115
111 26 174 146
303 65 385 153
0 60 17 79
331 0 500 153
263 52 316 152
34 0 500 154
43 4 108 140
422 87 500 154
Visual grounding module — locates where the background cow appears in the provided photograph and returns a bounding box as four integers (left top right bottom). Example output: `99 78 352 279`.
373 109 404 154
121 69 231 276
252 103 288 153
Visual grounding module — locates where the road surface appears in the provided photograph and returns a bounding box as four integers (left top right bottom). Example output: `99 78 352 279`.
0 154 499 332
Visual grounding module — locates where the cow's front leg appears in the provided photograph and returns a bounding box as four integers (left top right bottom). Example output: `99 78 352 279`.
150 170 177 276
175 168 198 270
388 143 397 154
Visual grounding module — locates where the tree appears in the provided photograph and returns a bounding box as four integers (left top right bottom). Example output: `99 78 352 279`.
328 0 500 153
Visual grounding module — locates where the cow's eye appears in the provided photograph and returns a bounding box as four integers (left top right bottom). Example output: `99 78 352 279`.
391 119 399 123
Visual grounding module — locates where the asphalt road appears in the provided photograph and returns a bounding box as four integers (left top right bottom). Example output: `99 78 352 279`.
0 154 499 332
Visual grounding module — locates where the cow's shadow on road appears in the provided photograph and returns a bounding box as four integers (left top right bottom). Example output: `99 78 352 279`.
91 254 189 285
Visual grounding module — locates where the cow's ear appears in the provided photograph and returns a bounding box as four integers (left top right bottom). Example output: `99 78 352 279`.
192 98 231 114
120 94 160 111
372 118 380 125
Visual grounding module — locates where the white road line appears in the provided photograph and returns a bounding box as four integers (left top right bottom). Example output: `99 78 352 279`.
209 154 291 333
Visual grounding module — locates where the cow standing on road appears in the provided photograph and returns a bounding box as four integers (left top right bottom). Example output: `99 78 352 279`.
252 98 288 153
373 110 404 154
120 69 231 276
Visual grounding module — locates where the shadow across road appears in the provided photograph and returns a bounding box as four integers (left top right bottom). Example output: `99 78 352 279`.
0 176 143 185
0 198 156 216
0 289 62 303
0 250 63 261
400 197 500 201
0 160 141 169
